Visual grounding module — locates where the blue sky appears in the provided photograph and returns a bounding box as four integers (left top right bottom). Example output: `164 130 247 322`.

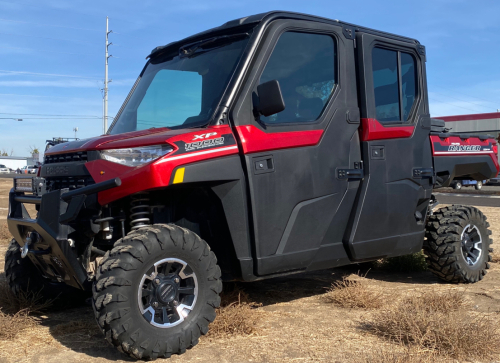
0 0 499 156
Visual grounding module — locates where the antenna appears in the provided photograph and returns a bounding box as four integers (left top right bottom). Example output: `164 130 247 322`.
73 127 79 139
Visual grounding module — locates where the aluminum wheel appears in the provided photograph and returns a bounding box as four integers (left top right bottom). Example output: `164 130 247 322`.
461 224 482 266
138 258 198 328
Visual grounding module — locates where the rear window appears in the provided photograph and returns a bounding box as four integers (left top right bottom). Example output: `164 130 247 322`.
372 47 418 123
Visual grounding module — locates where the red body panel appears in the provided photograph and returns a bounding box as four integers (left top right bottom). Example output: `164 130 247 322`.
235 125 323 154
81 126 238 205
430 134 500 174
360 118 415 141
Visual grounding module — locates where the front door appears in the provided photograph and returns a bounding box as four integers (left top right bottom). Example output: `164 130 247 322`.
231 20 361 276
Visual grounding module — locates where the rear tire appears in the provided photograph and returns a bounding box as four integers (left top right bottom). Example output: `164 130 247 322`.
92 224 222 360
475 181 483 190
4 239 85 305
424 206 492 283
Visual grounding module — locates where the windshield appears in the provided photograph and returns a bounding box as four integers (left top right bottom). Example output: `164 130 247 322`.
109 35 250 135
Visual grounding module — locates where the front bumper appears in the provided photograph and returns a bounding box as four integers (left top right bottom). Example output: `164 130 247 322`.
7 177 121 290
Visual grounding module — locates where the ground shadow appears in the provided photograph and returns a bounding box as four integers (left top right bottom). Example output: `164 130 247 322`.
233 262 440 307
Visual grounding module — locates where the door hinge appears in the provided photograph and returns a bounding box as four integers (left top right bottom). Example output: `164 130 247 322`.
337 162 364 180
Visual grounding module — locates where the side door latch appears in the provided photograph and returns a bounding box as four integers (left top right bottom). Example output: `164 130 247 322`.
337 162 364 180
413 168 434 178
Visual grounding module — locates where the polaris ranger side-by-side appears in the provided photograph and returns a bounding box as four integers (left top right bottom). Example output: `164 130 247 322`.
6 11 499 360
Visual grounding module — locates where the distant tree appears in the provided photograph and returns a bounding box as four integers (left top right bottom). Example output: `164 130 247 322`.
10 148 14 156
28 145 40 155
1 148 8 156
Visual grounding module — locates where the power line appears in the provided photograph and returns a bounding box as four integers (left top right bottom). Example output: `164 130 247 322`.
0 112 105 117
0 117 102 120
432 85 500 107
429 97 489 114
0 31 92 44
0 46 91 56
430 90 500 109
0 18 100 32
0 70 101 79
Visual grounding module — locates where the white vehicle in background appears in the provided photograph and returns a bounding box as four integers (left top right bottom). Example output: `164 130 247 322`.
20 165 38 174
0 164 9 174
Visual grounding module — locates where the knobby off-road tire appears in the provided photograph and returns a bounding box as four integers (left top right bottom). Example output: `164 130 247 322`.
92 224 222 360
424 205 493 283
4 239 84 304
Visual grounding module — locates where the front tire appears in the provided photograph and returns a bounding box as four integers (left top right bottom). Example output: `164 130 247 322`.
453 181 462 190
424 206 492 283
475 181 483 190
92 224 222 360
4 239 85 304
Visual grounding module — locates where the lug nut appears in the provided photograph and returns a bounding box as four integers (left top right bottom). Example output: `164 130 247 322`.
174 277 180 283
154 278 161 284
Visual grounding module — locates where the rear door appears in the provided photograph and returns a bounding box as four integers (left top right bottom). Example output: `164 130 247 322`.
345 33 433 260
231 20 361 276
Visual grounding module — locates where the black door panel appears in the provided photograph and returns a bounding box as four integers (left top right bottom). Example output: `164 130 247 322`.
344 33 433 261
231 19 361 276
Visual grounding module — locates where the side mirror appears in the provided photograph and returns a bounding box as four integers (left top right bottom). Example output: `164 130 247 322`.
256 80 285 117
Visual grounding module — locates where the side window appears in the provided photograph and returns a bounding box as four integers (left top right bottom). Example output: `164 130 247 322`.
401 53 417 121
372 47 417 123
259 31 337 124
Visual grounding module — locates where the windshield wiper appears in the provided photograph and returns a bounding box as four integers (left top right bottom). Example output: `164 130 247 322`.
179 33 248 58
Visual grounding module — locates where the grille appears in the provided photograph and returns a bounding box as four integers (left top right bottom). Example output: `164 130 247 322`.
45 152 88 164
46 176 95 192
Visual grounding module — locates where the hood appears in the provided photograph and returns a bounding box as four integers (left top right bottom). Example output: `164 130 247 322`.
45 127 207 155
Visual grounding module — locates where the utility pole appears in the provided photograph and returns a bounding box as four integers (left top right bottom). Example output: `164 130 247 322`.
73 127 78 139
104 16 112 134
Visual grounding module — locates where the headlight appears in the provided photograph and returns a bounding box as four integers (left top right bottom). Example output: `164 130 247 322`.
101 145 173 167
14 178 34 192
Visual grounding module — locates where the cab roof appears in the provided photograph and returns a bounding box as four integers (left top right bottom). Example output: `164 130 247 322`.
148 11 420 58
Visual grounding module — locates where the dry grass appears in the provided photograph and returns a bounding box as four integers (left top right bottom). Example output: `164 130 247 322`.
0 309 37 340
368 289 500 360
324 275 384 309
207 286 261 338
0 280 52 341
0 280 52 314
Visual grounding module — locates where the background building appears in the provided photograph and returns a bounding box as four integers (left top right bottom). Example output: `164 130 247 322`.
438 112 500 138
0 156 28 170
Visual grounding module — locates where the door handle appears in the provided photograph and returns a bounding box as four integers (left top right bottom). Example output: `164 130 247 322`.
253 155 275 175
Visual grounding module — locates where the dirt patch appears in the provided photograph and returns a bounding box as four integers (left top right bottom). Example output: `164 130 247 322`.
0 221 10 244
1 176 500 362
368 289 500 360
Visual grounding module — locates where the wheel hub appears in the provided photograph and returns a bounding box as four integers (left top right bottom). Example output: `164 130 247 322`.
156 280 177 304
138 258 198 328
461 224 483 266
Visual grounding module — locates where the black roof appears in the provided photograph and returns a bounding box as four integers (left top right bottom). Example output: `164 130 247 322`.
148 11 420 58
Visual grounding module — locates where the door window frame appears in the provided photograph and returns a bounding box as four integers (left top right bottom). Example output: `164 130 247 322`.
357 35 423 127
371 46 419 125
257 30 339 126
231 19 345 133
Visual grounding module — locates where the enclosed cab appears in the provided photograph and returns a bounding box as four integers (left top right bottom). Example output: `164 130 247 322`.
5 11 498 360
